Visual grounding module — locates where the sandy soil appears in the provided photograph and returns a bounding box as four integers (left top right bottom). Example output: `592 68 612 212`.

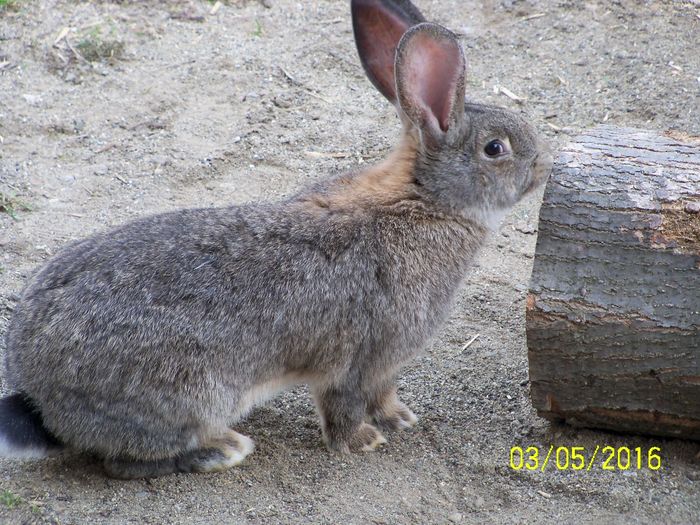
1 1 699 523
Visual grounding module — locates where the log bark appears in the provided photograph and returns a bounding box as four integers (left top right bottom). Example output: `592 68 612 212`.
527 125 700 440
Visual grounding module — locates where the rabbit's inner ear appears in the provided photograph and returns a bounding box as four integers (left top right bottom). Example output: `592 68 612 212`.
352 0 426 103
395 24 466 146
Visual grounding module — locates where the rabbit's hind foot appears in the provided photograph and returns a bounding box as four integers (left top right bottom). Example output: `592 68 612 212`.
103 430 254 479
176 430 254 474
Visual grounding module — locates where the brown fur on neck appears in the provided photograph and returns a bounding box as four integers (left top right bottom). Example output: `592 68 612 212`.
302 135 419 211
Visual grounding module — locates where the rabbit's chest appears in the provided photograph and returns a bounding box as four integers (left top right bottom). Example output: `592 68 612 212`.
373 245 475 356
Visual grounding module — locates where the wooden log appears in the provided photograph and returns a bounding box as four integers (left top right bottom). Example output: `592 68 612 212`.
526 125 700 440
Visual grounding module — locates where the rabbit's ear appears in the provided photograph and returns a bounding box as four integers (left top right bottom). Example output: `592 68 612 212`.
395 23 466 147
352 0 426 103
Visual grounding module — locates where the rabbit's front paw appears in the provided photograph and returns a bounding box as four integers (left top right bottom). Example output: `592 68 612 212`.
372 400 418 431
346 422 387 453
324 422 387 454
368 386 418 431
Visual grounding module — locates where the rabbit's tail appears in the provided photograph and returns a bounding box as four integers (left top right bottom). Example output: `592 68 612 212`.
0 393 62 458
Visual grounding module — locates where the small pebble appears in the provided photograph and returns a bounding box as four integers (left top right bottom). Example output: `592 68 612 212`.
684 201 700 214
22 93 42 106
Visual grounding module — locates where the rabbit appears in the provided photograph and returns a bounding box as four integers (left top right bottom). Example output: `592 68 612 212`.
0 0 552 479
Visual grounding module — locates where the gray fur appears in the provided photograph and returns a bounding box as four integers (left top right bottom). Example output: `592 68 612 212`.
1 0 552 477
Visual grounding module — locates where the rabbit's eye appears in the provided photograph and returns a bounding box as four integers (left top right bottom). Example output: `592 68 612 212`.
484 140 506 157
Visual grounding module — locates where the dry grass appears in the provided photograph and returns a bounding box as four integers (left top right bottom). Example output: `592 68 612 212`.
0 192 32 220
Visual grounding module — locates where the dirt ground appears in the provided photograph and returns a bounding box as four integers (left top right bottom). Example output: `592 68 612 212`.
0 0 699 523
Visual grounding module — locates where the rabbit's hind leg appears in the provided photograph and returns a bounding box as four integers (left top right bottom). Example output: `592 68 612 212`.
103 429 254 479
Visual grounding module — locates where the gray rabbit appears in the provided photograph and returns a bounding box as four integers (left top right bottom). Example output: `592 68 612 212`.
0 0 552 478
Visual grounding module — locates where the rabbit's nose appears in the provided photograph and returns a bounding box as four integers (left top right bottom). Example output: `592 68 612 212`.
523 150 553 195
533 150 554 184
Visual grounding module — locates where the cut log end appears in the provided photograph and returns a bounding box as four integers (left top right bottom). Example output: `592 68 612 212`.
527 125 700 441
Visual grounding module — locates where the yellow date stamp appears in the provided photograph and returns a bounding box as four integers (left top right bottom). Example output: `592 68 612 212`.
509 445 662 472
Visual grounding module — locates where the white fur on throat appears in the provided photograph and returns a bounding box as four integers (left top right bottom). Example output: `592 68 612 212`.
465 206 509 232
